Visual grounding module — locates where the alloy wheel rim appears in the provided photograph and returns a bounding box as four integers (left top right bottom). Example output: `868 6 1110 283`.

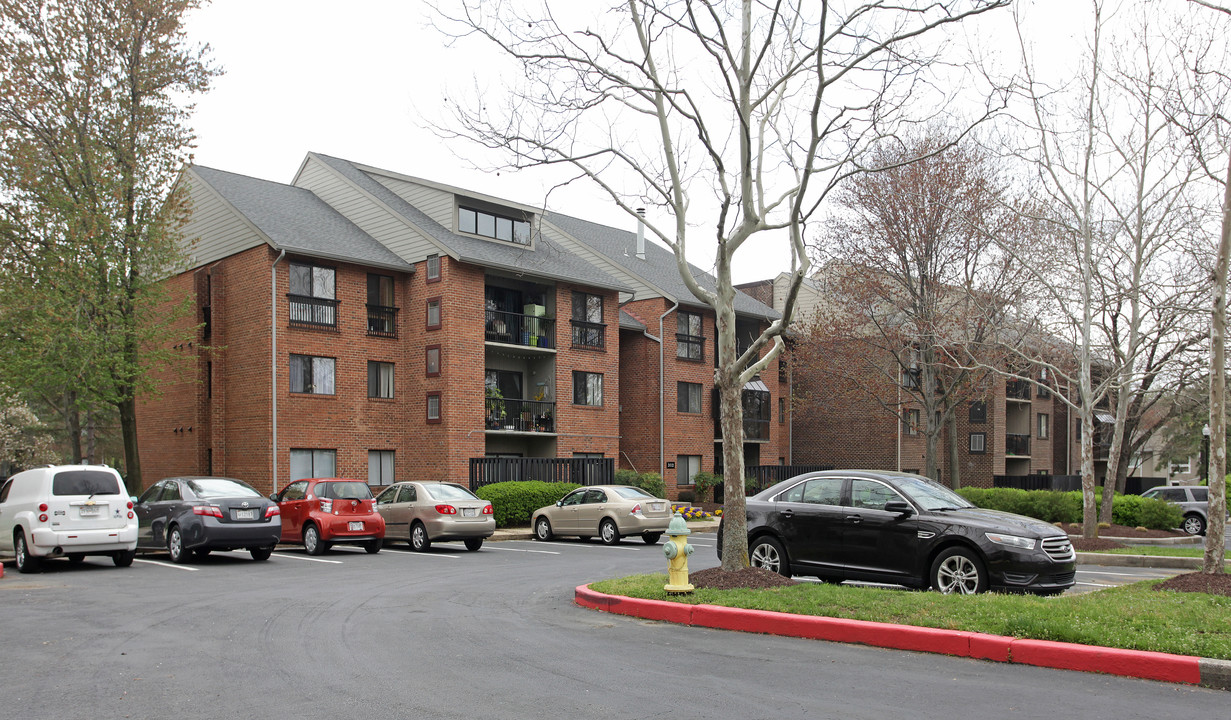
169 530 182 558
413 526 425 548
751 544 780 572
938 556 978 594
1184 517 1202 535
536 520 548 539
305 528 317 552
602 523 615 542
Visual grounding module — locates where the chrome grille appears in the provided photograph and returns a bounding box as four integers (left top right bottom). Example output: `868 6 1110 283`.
1042 536 1075 562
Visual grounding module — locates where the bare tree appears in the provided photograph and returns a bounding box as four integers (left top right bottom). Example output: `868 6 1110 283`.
429 0 1009 570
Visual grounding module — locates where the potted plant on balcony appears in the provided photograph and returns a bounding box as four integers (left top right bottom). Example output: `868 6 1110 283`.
485 387 506 429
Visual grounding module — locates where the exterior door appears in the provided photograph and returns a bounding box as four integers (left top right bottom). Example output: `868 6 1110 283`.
771 476 847 574
146 481 182 547
554 488 586 533
394 484 418 540
577 488 609 535
840 479 920 582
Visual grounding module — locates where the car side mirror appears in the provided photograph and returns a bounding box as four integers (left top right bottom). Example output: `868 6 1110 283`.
556 500 563 507
269 493 279 502
884 501 913 516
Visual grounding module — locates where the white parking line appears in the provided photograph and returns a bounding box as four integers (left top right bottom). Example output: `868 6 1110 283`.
134 558 199 571
1075 581 1116 587
382 549 461 559
270 553 343 564
478 545 560 555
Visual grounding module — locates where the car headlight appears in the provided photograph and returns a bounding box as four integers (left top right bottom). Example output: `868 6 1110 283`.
985 533 1036 550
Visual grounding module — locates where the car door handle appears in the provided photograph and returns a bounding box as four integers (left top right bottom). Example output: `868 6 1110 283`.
781 509 794 518
845 515 862 523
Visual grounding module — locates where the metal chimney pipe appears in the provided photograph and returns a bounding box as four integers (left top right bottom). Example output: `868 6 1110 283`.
636 208 646 260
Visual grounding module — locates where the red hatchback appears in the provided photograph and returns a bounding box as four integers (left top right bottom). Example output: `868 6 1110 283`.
271 478 385 555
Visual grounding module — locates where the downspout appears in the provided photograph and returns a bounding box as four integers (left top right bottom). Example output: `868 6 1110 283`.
271 249 286 494
659 302 680 479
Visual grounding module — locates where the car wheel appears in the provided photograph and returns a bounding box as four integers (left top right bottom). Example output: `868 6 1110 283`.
14 531 41 574
930 546 988 595
534 517 554 541
464 537 483 551
112 550 135 567
364 538 382 554
303 524 324 556
642 532 662 545
67 553 85 564
1182 513 1207 536
599 519 620 545
249 546 273 561
749 536 789 577
410 522 431 552
167 526 190 564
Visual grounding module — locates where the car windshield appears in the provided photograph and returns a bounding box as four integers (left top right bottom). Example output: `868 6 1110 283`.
52 470 122 496
187 478 261 499
893 475 974 511
318 482 374 500
422 483 478 501
612 486 655 499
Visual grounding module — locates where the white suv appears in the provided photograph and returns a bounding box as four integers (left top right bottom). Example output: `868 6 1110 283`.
0 465 138 573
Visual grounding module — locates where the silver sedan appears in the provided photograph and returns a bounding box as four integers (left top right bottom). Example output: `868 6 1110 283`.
532 485 672 545
375 482 495 551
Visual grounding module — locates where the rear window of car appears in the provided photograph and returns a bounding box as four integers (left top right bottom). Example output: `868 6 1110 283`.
612 486 654 499
422 483 478 501
52 470 122 496
187 478 261 499
317 482 373 500
1190 487 1208 502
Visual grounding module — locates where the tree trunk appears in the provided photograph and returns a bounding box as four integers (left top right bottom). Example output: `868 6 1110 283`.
64 391 82 464
717 317 749 571
117 395 141 494
947 411 961 489
1204 154 1230 575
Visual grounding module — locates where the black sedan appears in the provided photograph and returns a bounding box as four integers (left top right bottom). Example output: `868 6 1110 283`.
721 470 1076 595
134 477 281 563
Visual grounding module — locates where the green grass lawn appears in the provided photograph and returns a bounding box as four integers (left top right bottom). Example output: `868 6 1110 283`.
590 572 1231 660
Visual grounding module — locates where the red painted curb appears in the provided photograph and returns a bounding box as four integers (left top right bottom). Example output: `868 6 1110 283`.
576 585 1204 686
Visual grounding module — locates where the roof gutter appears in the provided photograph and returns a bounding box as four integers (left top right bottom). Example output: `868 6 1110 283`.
271 248 286 494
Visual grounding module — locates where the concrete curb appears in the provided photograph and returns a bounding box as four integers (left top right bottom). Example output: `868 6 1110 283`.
575 585 1229 691
1076 552 1203 569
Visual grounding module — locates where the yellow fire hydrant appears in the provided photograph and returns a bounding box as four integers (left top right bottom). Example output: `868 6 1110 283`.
663 513 695 594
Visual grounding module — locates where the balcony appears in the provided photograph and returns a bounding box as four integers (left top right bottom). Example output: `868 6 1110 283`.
1005 433 1031 456
1006 379 1031 401
365 304 399 338
288 294 339 330
570 320 606 350
485 397 556 433
485 309 556 349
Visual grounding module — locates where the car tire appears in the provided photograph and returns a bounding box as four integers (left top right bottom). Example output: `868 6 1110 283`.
303 524 324 556
749 536 789 577
112 549 135 568
534 517 553 541
599 519 620 545
464 538 483 552
410 522 431 552
1182 513 1207 536
249 546 273 561
642 532 662 545
14 530 41 574
930 546 988 595
364 538 382 554
167 526 190 564
67 553 85 564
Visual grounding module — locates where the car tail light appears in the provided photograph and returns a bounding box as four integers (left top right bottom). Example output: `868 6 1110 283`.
482 504 493 515
127 501 134 509
265 505 280 518
192 505 224 518
127 511 134 519
38 503 48 512
435 504 457 515
39 513 48 522
629 503 641 516
320 499 333 514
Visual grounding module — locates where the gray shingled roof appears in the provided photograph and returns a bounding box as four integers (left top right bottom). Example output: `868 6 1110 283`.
619 309 647 331
310 154 632 294
192 166 411 272
546 212 781 321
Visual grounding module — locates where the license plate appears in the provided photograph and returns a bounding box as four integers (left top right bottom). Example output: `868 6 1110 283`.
78 506 101 517
462 507 477 517
234 509 257 520
650 503 664 511
348 521 364 531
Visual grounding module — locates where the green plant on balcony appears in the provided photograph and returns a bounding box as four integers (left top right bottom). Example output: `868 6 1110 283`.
485 387 506 429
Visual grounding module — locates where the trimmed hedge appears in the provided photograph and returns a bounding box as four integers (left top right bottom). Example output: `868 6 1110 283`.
475 480 580 528
955 487 1183 530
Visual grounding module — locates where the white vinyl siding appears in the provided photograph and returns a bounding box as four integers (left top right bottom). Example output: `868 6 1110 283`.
177 171 267 267
374 175 457 228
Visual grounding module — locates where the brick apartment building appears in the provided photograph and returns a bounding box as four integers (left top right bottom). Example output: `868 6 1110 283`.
136 152 781 498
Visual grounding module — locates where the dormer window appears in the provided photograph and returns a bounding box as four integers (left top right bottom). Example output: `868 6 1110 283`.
458 206 531 245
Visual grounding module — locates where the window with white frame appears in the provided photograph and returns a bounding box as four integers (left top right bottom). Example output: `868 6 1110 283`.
969 433 986 454
1038 413 1050 439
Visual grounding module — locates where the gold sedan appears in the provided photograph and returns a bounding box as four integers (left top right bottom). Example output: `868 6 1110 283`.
532 485 672 545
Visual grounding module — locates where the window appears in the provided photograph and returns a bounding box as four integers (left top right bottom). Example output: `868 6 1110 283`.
969 433 986 454
743 387 771 440
368 361 394 399
290 449 336 481
368 450 394 486
676 312 704 360
458 206 531 245
426 392 442 423
288 262 337 328
367 274 397 337
426 297 442 330
1170 461 1191 475
969 401 986 424
426 255 441 282
677 381 702 413
902 368 921 389
290 355 335 395
1037 367 1051 399
904 409 920 436
1038 413 1050 439
573 371 603 406
850 479 905 511
426 345 441 377
571 292 605 348
780 477 843 505
779 397 786 424
676 455 701 487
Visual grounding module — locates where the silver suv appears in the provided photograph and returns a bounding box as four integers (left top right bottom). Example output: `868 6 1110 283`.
0 465 138 572
1140 485 1222 536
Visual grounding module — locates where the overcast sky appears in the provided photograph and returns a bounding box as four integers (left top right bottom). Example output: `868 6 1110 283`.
181 0 1082 285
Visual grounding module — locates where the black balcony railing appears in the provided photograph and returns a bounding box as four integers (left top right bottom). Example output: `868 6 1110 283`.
1006 380 1031 400
485 309 556 348
366 304 399 338
570 320 606 349
288 294 339 329
469 457 614 489
1005 433 1031 456
485 397 556 433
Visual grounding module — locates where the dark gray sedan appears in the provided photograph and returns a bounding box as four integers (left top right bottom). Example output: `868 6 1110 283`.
134 477 281 563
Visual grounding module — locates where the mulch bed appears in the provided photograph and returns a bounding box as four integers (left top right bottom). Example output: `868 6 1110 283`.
1153 572 1231 597
1069 537 1129 552
1064 523 1188 540
690 566 797 590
